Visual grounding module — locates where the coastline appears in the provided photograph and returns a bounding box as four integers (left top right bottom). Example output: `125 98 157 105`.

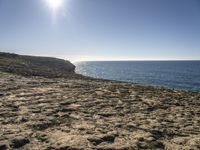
0 53 200 149
1 72 200 150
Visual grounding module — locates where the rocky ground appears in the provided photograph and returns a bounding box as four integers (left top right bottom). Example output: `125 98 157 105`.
0 72 200 150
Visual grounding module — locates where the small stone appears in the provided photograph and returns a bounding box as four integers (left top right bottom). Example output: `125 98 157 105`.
60 108 76 112
54 145 84 150
138 137 145 141
0 143 8 150
10 136 30 148
146 136 155 142
98 112 115 117
37 134 48 142
95 91 104 96
16 116 28 123
30 121 52 130
126 123 137 131
87 134 115 146
87 137 102 146
115 123 123 128
101 135 115 143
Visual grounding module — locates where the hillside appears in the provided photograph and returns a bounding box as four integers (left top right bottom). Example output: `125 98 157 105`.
0 52 75 77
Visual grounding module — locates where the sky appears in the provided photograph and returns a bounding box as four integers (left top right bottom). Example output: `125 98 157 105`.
0 0 200 62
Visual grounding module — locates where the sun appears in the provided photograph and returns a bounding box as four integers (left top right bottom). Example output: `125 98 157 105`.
45 0 63 11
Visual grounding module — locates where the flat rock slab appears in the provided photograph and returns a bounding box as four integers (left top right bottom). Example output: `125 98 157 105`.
0 73 200 149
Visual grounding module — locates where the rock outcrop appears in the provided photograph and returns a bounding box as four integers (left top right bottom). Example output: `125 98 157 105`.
0 52 75 77
0 73 200 149
0 52 200 149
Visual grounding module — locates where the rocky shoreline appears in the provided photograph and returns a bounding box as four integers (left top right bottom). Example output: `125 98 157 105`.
0 53 200 149
0 72 200 150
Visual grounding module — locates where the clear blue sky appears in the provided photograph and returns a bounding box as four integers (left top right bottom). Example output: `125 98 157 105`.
0 0 200 61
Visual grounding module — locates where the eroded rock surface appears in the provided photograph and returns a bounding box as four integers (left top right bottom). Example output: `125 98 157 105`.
0 73 200 149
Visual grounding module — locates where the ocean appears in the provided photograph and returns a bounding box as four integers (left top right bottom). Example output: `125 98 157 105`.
75 61 200 92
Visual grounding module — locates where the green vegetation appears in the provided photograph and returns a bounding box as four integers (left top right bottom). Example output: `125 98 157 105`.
0 52 75 77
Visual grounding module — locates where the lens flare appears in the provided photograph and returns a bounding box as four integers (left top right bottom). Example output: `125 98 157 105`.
46 0 63 11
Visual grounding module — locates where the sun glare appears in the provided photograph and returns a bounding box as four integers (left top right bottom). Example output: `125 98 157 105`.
46 0 63 11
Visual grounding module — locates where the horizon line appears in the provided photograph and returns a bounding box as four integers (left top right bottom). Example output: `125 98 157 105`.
73 59 200 63
1 52 199 63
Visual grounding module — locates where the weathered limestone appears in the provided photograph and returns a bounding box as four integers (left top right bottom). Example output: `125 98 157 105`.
0 73 200 149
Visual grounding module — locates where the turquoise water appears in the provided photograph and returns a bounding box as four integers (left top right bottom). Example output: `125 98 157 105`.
75 61 200 92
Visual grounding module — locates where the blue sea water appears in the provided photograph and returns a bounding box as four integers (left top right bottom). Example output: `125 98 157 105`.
75 61 200 92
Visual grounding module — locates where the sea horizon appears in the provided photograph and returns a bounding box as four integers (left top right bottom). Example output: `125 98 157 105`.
76 60 200 92
74 60 200 62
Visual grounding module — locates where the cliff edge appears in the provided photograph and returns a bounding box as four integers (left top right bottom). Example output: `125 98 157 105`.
0 52 75 77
